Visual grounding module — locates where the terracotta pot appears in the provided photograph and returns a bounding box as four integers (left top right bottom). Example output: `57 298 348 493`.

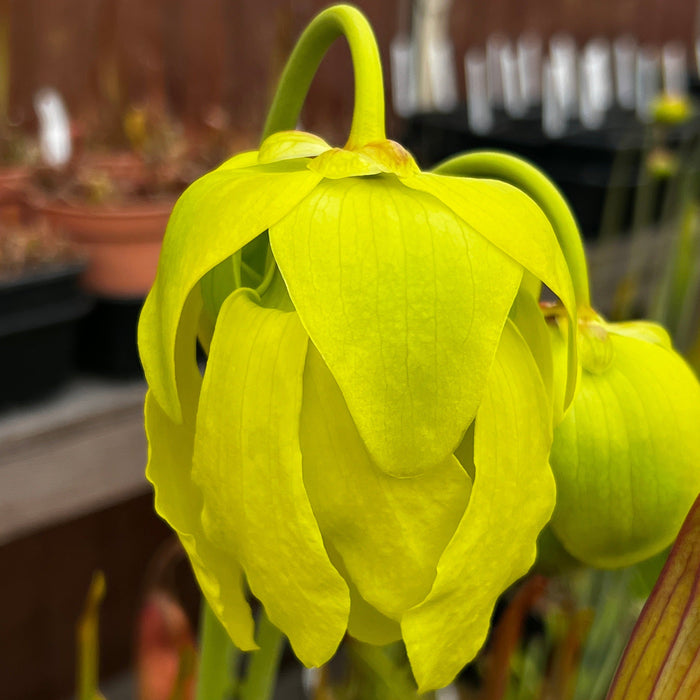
79 151 146 182
0 164 31 191
0 165 32 224
38 199 174 297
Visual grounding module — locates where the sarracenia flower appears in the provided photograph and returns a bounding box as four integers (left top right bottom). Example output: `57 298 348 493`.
138 5 578 692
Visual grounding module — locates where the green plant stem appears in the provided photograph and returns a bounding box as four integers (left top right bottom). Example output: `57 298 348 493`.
239 609 285 700
196 598 240 700
599 132 639 241
261 4 386 148
433 151 591 309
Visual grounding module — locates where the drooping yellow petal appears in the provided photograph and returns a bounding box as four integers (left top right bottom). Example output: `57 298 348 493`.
214 150 259 171
402 320 556 692
327 545 403 647
346 588 403 647
271 175 522 477
192 290 349 666
301 342 471 619
139 155 322 423
145 288 256 651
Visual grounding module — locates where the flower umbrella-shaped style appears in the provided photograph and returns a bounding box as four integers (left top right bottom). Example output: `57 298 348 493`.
139 6 578 692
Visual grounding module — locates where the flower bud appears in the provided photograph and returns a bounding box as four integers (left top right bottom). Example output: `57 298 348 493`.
548 311 700 568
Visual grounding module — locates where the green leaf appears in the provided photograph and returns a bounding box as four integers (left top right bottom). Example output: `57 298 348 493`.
607 495 700 700
271 175 522 477
300 342 471 619
401 320 556 692
145 288 256 651
138 154 322 424
192 290 349 667
550 323 700 568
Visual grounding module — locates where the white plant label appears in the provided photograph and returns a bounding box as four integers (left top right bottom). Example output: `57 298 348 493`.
34 87 72 167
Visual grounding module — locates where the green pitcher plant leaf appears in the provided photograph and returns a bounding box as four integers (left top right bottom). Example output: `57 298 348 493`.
606 494 700 700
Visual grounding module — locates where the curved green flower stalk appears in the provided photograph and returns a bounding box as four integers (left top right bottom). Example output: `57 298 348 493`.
138 5 578 692
437 151 700 571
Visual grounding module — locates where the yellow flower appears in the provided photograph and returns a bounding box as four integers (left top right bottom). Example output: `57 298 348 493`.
651 93 692 125
138 6 577 691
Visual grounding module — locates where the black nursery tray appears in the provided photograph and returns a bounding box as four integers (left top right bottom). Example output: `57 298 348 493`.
402 106 700 240
0 262 91 409
75 295 146 379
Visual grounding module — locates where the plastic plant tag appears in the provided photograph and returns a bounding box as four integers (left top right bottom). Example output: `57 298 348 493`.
465 48 493 134
34 87 72 167
500 41 526 118
517 32 542 107
636 47 661 122
662 40 688 96
390 35 417 118
549 34 578 118
614 35 637 109
542 57 568 138
486 33 507 107
606 494 700 700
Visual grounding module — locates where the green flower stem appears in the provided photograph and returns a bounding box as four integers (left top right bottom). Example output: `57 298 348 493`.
261 4 386 149
239 609 285 700
196 598 240 700
434 151 592 309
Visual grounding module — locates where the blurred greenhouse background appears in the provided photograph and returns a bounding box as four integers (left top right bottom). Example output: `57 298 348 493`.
2 1 700 698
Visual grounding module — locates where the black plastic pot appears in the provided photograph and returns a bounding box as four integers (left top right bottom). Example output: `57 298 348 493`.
75 295 145 379
402 106 700 240
0 262 91 409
